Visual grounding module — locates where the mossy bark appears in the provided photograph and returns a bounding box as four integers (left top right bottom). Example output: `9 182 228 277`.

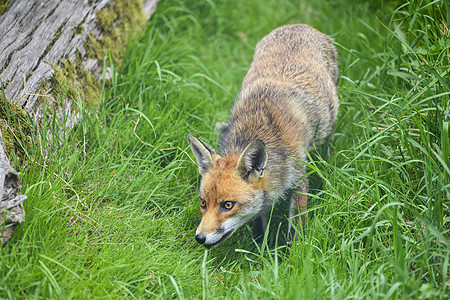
0 93 31 163
0 0 9 16
0 0 157 163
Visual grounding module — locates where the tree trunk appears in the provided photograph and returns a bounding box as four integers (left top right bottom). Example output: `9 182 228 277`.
0 0 157 245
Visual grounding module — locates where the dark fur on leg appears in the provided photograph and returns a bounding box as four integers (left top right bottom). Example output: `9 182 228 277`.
252 215 266 244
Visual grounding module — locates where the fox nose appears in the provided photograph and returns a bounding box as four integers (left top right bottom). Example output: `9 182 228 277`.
195 234 206 244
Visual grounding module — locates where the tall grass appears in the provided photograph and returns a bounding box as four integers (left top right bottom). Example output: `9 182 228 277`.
0 0 448 298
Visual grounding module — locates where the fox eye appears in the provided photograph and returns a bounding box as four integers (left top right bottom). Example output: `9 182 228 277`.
200 199 207 209
221 201 235 211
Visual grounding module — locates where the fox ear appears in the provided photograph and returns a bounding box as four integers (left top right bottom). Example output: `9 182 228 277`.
188 134 217 176
237 140 267 181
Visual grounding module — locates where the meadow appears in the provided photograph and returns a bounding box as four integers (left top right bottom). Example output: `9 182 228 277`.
1 0 448 298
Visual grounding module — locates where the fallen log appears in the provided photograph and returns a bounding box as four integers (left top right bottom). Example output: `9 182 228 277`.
1 0 157 115
0 0 157 245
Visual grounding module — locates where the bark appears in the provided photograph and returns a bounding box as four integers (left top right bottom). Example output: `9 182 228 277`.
0 130 26 246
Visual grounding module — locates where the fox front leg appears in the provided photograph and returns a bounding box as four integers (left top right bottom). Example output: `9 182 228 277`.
288 178 308 241
253 213 268 244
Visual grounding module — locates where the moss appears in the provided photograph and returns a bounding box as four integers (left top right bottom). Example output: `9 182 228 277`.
73 24 85 38
36 79 52 107
0 93 32 164
46 57 101 106
0 122 14 155
86 0 146 65
96 8 118 28
85 32 105 61
48 59 77 102
0 0 10 16
80 65 101 105
25 72 33 82
3 80 11 89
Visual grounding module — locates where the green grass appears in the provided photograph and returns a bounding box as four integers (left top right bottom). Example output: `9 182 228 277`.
1 0 449 298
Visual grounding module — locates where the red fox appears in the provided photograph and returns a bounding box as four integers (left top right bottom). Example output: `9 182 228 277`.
188 24 339 248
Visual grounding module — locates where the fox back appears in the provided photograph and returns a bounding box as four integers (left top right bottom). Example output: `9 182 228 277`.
189 24 338 248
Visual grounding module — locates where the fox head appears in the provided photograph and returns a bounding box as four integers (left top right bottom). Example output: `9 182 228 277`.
188 134 268 248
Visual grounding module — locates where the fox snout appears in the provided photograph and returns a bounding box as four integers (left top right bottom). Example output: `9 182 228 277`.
195 227 234 249
195 211 250 248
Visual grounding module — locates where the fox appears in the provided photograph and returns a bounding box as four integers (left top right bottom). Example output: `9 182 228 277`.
188 24 339 248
